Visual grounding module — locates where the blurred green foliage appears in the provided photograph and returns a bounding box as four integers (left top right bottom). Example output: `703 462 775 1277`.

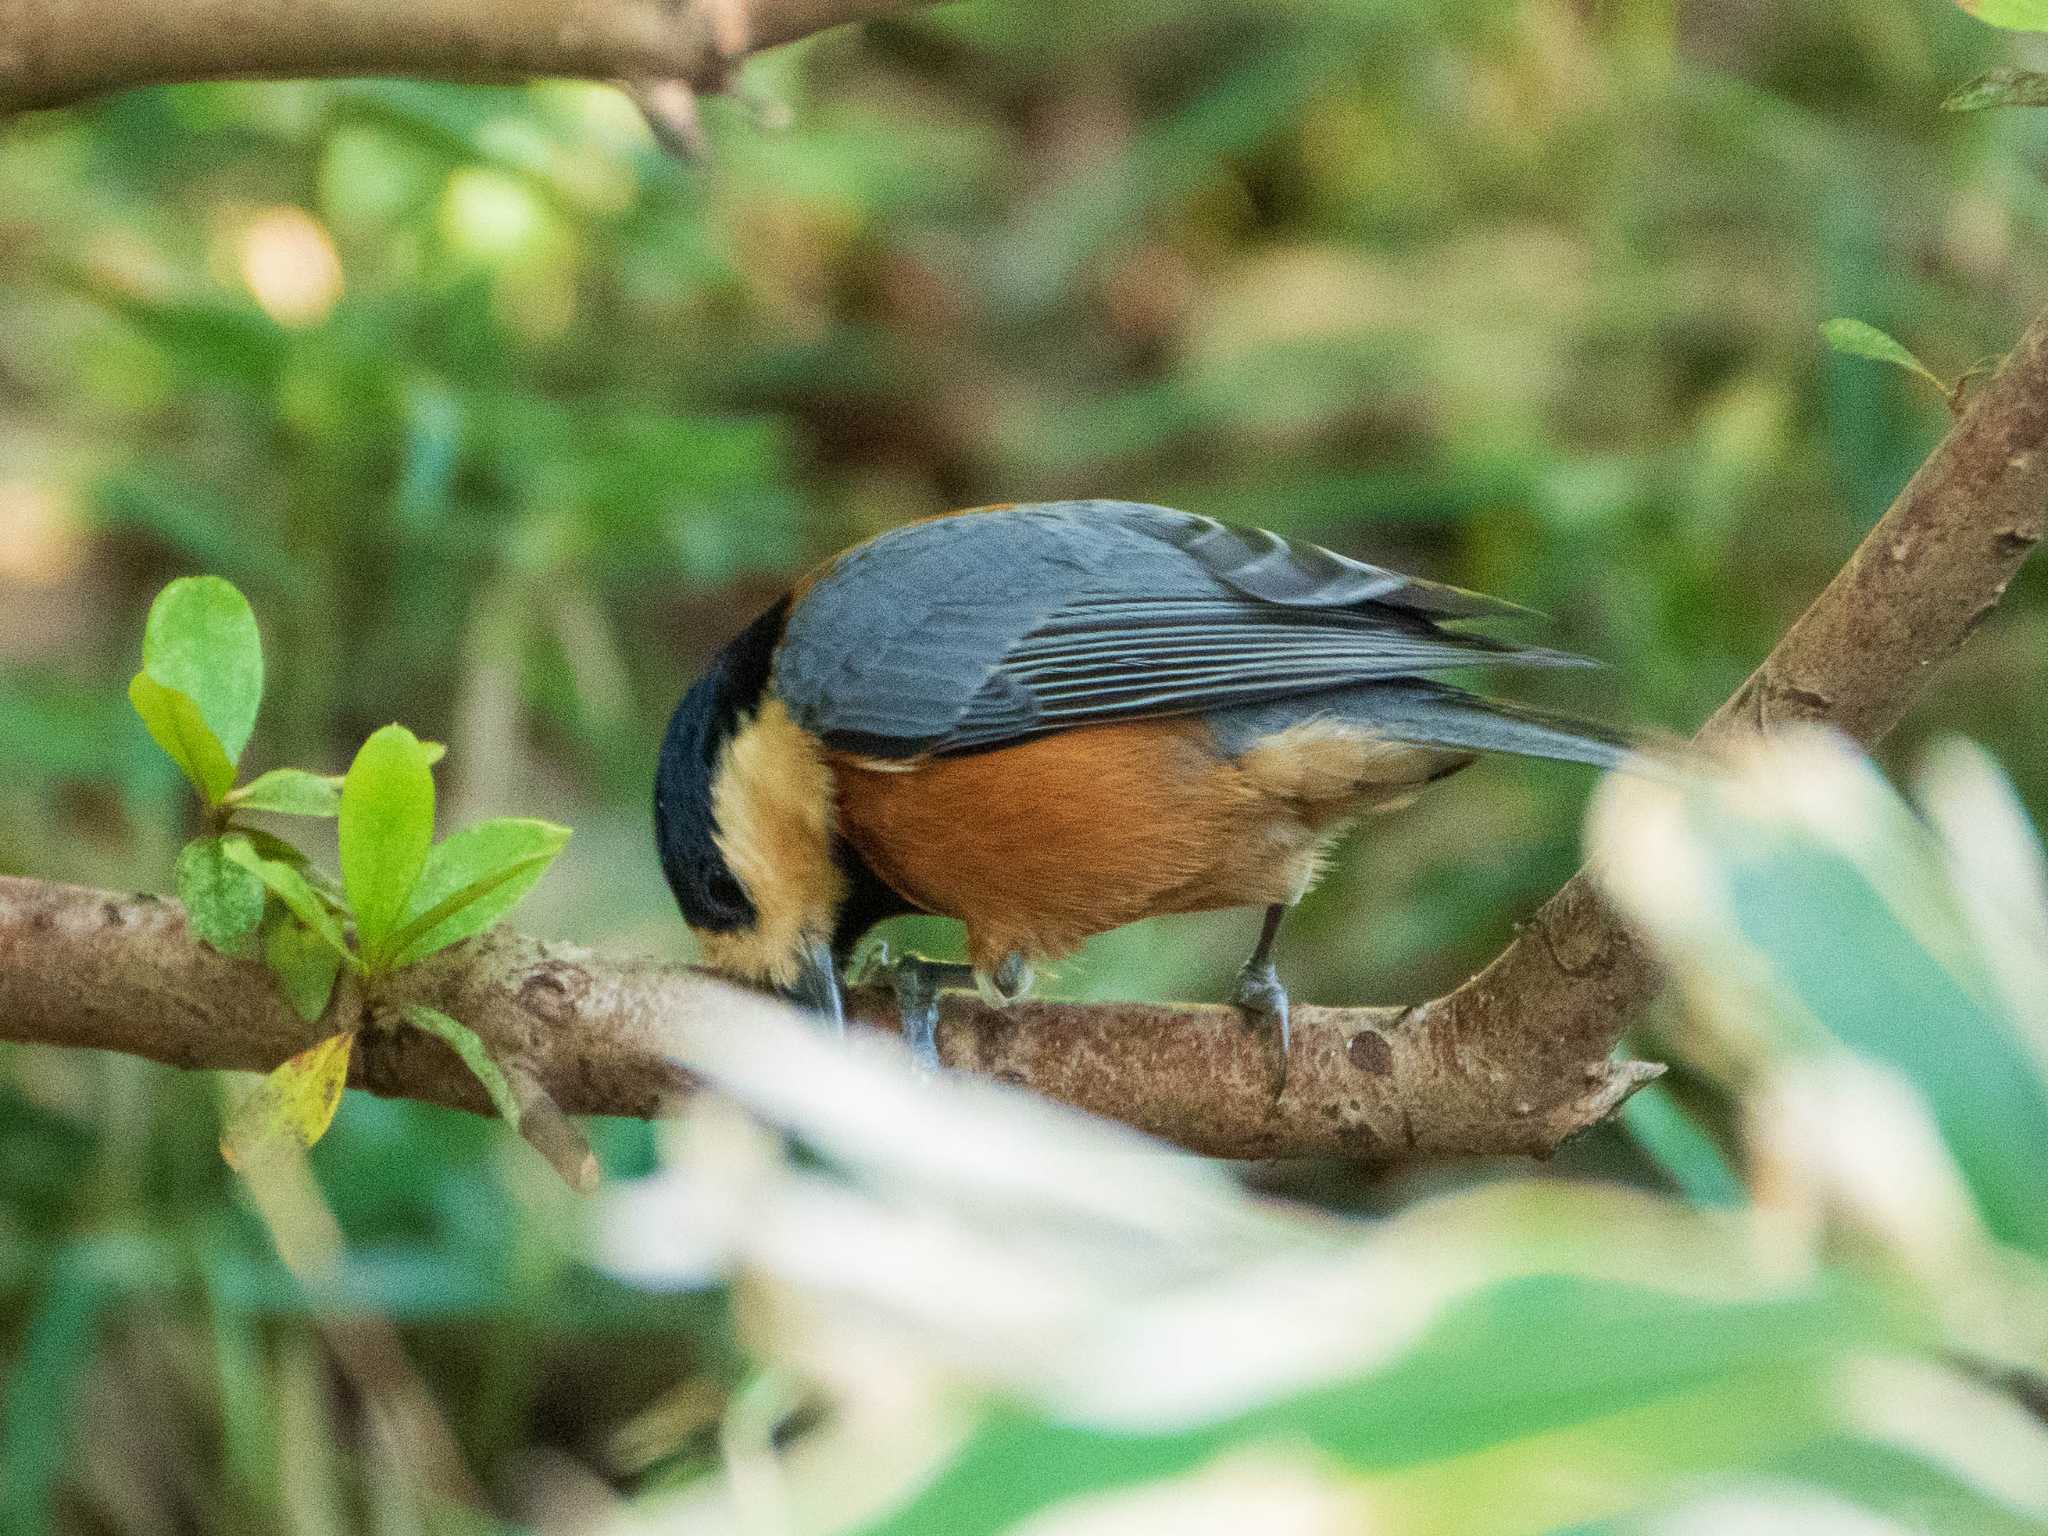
5 0 2048 1529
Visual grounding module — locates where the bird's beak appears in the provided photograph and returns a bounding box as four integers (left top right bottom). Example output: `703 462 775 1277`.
778 936 845 1039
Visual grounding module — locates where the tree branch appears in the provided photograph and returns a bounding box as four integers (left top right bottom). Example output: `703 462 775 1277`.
0 874 1650 1159
0 0 914 114
1 313 2043 1161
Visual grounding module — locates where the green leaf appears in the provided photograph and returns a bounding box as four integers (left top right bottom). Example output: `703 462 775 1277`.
227 768 342 818
221 837 358 971
1941 66 2048 111
175 836 267 953
234 827 312 867
402 1006 522 1128
421 740 446 766
139 575 263 764
129 672 237 804
384 818 571 968
220 1032 355 1172
264 916 344 1023
1819 319 1945 393
1951 0 2048 32
338 724 435 971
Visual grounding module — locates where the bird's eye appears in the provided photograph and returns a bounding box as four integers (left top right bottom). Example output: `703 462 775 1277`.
709 870 748 915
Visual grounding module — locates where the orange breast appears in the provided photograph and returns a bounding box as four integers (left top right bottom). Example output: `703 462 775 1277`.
833 719 1293 970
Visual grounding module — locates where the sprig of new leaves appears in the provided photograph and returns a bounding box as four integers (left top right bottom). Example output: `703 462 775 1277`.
130 576 570 1176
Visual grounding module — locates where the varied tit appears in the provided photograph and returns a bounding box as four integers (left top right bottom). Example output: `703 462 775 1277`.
655 500 1630 1075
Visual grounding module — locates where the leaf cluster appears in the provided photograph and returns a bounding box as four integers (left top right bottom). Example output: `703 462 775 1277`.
131 576 568 1171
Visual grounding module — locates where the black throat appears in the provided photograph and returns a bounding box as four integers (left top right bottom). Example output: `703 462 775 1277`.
654 597 917 952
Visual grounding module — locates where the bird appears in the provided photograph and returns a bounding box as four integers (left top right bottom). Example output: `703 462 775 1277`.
654 500 1632 1078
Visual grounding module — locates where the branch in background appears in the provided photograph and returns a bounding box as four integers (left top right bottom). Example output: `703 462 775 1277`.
0 0 918 115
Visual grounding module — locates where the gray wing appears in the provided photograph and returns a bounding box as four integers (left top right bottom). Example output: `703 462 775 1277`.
773 501 1594 757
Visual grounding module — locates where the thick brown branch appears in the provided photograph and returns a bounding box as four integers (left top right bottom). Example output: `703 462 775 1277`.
0 875 1651 1160
0 0 913 113
0 314 2042 1160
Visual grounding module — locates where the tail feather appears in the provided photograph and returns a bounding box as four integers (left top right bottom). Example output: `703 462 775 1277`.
1207 680 1636 772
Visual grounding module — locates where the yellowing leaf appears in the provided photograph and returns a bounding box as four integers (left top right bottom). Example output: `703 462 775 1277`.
220 1031 355 1172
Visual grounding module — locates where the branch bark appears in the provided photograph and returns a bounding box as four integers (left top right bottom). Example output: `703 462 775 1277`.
0 0 912 113
1 287 2042 1162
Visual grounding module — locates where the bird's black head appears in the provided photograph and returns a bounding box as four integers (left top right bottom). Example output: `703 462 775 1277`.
656 594 917 1022
654 599 786 938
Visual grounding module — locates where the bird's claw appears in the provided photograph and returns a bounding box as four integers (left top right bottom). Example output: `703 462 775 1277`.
856 944 974 1076
1231 960 1291 1099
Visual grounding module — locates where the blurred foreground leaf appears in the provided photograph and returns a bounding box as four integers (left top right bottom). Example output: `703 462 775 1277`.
1592 731 2048 1260
596 971 2048 1536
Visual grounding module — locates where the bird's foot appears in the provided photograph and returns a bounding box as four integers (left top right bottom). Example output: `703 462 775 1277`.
1231 959 1291 1100
976 950 1033 1009
853 943 977 1075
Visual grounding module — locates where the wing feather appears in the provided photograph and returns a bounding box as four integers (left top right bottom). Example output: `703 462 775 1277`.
773 501 1596 757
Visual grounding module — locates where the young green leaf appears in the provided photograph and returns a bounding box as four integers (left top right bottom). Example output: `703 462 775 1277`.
1951 0 2048 32
140 575 263 764
220 1031 355 1172
421 741 447 766
227 767 343 818
129 672 238 804
176 835 267 952
222 837 358 970
402 1006 522 1129
384 818 571 968
1941 66 2048 111
338 724 435 970
235 826 313 867
265 915 344 1023
1819 318 1945 393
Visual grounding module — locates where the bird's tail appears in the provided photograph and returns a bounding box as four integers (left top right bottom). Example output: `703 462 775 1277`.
1317 679 1638 772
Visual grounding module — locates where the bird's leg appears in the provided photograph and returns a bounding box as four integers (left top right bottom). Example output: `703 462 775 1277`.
852 942 979 1074
976 950 1033 1009
1231 903 1292 1095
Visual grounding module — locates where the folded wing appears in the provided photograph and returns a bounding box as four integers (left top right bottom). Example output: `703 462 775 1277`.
773 501 1601 759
